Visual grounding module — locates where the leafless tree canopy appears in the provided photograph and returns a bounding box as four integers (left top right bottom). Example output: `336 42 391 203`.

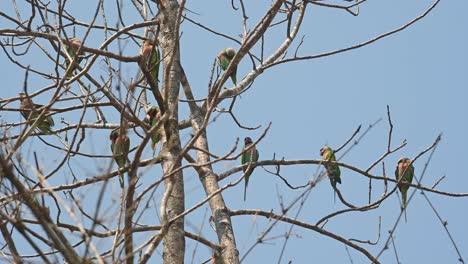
0 0 465 264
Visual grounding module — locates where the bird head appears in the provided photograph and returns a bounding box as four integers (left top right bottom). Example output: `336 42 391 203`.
225 48 236 58
320 145 331 157
149 106 160 117
109 129 119 142
69 38 82 52
141 40 156 58
397 157 410 164
18 93 33 107
144 39 154 46
18 92 26 104
110 126 127 141
244 137 253 145
397 157 412 169
144 106 160 124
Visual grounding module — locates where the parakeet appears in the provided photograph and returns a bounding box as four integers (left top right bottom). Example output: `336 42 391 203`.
110 127 130 187
143 106 161 153
19 93 55 134
210 252 223 264
141 40 161 83
320 145 341 190
395 157 414 218
217 47 237 84
241 137 259 201
64 38 85 78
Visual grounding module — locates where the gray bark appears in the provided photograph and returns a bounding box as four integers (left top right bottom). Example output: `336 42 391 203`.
179 64 240 263
159 1 185 263
191 116 240 264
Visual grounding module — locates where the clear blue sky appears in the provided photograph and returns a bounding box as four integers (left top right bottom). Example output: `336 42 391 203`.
1 0 467 263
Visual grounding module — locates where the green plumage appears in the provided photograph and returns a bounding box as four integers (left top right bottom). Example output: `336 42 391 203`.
19 93 55 135
320 146 341 189
395 157 414 214
110 128 130 187
217 48 237 84
241 137 259 201
64 38 85 78
143 106 161 153
142 40 161 83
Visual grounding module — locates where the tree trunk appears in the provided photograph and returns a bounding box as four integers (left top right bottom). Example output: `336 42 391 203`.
179 60 240 263
159 1 185 263
191 116 240 264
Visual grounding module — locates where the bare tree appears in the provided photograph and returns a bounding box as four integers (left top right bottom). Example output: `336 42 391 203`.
0 0 465 264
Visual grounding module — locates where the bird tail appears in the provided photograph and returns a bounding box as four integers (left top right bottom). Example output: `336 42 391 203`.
152 141 158 156
230 65 238 85
243 182 248 201
151 134 160 156
117 159 125 188
38 126 53 135
333 182 338 204
328 178 337 203
335 175 342 184
231 72 237 85
53 133 71 152
151 66 159 83
64 63 75 79
402 191 408 222
119 173 124 189
36 117 54 135
116 156 128 188
244 172 250 201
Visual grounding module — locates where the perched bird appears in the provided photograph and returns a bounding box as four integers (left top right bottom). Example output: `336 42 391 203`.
19 93 55 134
143 106 161 153
241 137 259 201
217 48 237 84
141 40 161 83
320 145 341 191
110 127 130 187
64 38 85 78
210 252 223 264
395 157 414 220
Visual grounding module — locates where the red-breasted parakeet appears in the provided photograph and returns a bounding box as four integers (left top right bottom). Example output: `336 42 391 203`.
320 145 341 189
241 137 259 201
64 38 85 78
19 93 55 135
143 106 161 153
217 48 237 84
110 127 130 187
395 157 414 216
210 251 222 264
141 40 160 83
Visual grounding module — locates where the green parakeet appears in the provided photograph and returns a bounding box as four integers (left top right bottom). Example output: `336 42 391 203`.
64 38 85 78
19 93 55 135
143 106 161 153
395 157 414 217
110 127 130 187
320 145 341 189
141 40 160 83
241 137 259 201
217 47 237 84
